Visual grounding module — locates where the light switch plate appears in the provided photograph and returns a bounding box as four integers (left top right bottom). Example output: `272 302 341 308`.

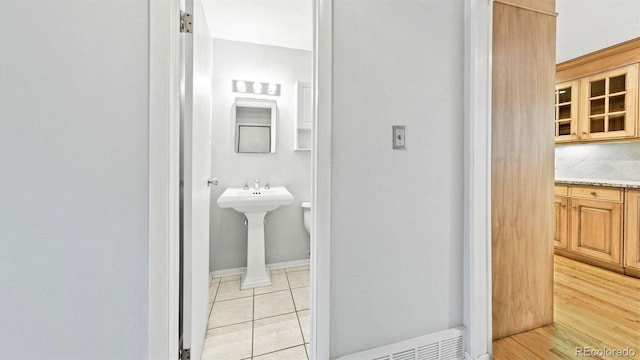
392 125 406 149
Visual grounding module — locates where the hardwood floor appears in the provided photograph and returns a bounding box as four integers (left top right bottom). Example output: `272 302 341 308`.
494 255 640 359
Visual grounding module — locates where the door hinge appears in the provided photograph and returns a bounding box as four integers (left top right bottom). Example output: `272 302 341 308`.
180 11 193 33
179 348 190 360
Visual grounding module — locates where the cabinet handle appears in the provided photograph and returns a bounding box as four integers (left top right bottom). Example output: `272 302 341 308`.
582 131 587 135
571 132 576 135
560 204 566 207
590 191 597 196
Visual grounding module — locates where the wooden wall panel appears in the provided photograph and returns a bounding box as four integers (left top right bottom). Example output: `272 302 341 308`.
494 0 555 15
492 2 556 340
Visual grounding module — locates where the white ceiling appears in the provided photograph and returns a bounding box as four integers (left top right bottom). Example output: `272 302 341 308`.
201 0 313 51
557 0 640 63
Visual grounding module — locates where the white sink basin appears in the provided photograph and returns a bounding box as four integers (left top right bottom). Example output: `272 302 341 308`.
217 186 293 213
216 186 293 290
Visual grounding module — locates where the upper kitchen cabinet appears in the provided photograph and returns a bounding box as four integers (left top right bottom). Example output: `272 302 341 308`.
580 64 638 140
556 37 640 143
555 80 579 142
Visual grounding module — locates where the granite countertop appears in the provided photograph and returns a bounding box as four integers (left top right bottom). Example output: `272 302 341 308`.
555 177 640 189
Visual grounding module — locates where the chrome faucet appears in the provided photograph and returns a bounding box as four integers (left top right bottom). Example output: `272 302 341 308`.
254 178 260 190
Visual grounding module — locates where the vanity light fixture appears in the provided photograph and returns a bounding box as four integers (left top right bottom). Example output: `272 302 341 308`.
232 79 281 96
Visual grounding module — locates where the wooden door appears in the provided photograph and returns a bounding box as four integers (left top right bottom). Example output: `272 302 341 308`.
625 190 640 272
569 198 623 265
554 196 568 249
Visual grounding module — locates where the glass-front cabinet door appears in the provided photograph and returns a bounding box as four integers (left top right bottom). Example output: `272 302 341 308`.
579 64 638 140
555 80 579 142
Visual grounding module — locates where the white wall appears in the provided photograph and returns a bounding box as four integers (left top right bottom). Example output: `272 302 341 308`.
209 39 312 271
330 0 464 357
0 1 150 359
557 0 640 62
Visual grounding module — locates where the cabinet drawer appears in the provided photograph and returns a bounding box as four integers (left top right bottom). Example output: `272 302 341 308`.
569 186 623 202
555 185 569 196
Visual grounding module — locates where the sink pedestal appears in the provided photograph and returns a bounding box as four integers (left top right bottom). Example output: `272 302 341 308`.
241 211 271 290
216 186 293 290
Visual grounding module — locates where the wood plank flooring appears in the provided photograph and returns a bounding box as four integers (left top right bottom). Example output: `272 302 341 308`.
494 255 640 359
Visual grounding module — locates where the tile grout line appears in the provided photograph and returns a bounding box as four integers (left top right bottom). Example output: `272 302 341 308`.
207 318 254 331
208 309 304 332
288 268 309 358
204 280 221 341
302 311 310 360
251 289 255 360
253 344 309 359
209 280 221 319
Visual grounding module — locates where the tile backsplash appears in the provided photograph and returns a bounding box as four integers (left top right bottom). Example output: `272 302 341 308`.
555 142 640 181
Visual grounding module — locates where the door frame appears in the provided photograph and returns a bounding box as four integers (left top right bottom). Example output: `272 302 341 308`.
149 0 181 358
310 0 332 358
463 0 493 359
149 0 493 358
148 0 333 358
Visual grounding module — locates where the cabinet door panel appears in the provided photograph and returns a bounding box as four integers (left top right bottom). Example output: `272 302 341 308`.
570 198 622 264
579 64 638 140
555 80 579 142
554 196 568 249
625 190 640 271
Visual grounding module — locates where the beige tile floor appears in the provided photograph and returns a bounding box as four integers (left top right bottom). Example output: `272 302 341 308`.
202 265 310 360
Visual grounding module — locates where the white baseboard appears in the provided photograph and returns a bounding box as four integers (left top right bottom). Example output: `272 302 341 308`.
210 258 310 279
465 351 490 360
336 327 464 360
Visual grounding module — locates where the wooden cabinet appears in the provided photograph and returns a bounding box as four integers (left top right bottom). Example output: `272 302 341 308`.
556 184 640 277
579 64 638 141
554 184 569 249
554 80 579 142
554 184 625 268
555 38 640 144
554 196 569 249
569 197 623 265
625 190 640 274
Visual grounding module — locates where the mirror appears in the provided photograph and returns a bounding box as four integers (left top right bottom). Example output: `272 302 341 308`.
233 98 277 153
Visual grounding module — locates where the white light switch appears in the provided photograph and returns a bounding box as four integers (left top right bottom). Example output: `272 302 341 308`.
392 125 406 149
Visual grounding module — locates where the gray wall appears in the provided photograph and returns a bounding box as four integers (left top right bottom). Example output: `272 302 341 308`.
209 39 312 272
556 142 640 181
0 1 150 359
330 0 464 357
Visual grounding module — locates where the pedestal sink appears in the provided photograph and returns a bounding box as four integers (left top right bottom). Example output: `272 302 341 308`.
217 186 293 289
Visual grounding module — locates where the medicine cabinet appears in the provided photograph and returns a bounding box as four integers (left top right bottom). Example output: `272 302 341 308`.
233 98 277 153
294 81 312 151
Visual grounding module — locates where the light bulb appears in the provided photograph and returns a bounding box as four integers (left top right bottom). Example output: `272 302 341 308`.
268 83 278 95
253 82 262 94
236 80 246 92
